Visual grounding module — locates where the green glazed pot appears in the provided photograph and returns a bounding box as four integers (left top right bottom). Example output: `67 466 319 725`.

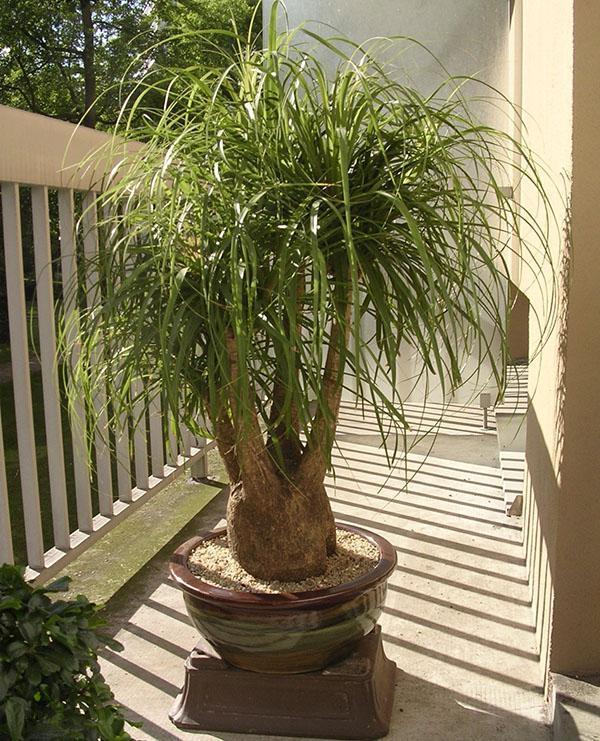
169 523 397 674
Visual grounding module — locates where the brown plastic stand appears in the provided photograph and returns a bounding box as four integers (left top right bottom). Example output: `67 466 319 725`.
170 626 396 739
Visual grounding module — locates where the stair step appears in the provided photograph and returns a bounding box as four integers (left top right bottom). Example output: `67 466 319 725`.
499 450 525 515
552 673 600 740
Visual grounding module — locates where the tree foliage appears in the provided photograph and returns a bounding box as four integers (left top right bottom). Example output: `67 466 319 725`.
0 0 257 343
153 0 258 68
0 0 153 127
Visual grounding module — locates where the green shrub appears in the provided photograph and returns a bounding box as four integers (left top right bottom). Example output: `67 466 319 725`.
0 564 133 740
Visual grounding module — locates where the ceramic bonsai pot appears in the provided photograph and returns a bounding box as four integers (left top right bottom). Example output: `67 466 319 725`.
169 522 397 674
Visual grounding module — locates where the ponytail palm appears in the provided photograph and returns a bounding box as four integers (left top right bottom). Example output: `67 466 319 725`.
70 18 551 580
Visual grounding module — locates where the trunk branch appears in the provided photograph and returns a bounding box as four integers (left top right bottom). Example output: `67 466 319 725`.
268 380 303 470
296 283 353 490
267 272 305 472
225 331 277 489
214 411 241 484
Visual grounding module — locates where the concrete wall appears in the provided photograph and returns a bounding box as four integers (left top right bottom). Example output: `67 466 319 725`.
264 0 508 96
520 0 600 678
265 0 511 406
548 0 600 675
507 283 529 363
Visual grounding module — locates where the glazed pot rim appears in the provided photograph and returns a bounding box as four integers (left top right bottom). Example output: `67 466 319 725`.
169 522 397 610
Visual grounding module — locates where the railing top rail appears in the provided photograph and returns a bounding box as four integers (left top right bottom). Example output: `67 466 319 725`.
0 104 138 191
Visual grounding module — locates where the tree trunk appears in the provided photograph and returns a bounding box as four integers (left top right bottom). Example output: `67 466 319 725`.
221 278 350 582
226 471 335 582
79 0 96 128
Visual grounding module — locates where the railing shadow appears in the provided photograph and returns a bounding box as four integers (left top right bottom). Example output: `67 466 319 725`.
109 668 551 741
391 669 548 741
98 410 548 739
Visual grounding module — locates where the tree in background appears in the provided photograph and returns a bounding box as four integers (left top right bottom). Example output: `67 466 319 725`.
153 0 257 68
0 0 154 128
0 0 257 344
0 0 257 129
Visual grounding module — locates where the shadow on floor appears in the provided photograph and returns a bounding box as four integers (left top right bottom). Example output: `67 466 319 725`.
99 406 550 740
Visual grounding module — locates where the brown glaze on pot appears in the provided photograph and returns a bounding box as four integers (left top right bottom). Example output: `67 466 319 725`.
169 523 397 674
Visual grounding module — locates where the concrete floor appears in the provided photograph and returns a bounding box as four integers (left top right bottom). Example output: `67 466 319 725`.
99 401 550 740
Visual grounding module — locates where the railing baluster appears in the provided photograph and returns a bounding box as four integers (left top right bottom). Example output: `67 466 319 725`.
0 405 14 565
102 203 132 503
58 189 93 532
115 419 132 502
132 379 149 490
0 109 209 580
82 193 113 516
149 392 164 478
191 437 208 479
1 182 44 569
167 412 179 467
31 186 70 550
182 425 196 461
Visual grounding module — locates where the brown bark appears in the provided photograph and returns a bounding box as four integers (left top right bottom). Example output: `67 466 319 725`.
224 332 276 488
223 330 336 581
267 272 304 471
79 0 96 129
226 476 333 581
296 284 353 492
267 379 303 471
214 412 241 484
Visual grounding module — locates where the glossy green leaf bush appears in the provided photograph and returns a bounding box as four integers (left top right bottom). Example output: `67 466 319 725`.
0 565 132 741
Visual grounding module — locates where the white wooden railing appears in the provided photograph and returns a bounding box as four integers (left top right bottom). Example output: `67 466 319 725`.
0 105 210 580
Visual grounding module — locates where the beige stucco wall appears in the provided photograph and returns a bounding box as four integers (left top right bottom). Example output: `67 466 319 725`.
520 0 600 677
548 0 600 675
518 0 573 684
507 283 529 363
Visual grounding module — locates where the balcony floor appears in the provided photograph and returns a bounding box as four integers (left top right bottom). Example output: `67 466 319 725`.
100 402 550 740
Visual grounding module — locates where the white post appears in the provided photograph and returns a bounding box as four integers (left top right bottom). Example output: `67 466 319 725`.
149 392 165 479
132 379 149 490
32 185 70 550
82 193 113 516
191 438 209 479
58 188 93 532
167 412 179 467
0 405 14 565
101 200 133 503
1 182 44 569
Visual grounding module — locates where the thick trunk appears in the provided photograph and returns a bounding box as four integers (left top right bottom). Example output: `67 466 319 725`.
221 275 348 581
226 470 335 582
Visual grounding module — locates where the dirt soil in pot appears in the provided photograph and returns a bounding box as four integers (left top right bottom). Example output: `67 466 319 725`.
187 528 380 594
